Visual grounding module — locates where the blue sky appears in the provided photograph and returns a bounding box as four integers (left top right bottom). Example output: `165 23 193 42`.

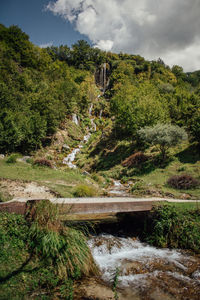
0 0 88 47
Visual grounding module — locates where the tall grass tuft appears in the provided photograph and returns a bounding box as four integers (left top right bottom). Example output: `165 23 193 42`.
73 184 97 197
27 200 98 279
6 153 19 164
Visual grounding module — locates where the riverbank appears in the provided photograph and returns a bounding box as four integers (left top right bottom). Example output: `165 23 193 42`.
0 202 200 299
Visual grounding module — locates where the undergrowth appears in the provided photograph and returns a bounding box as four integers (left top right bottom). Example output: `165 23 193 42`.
0 200 98 299
144 204 200 253
73 184 97 197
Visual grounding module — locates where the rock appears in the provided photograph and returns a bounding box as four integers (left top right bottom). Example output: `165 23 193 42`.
62 144 70 152
0 154 5 159
17 156 30 163
181 193 191 200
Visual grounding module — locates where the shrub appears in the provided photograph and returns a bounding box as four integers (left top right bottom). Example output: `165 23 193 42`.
145 205 200 253
27 200 98 279
138 123 188 161
34 158 53 168
73 184 97 197
167 174 199 190
122 152 148 168
6 153 19 164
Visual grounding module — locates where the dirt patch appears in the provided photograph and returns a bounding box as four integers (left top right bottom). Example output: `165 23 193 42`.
0 179 56 200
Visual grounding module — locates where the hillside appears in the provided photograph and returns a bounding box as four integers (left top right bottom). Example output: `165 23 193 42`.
0 24 200 200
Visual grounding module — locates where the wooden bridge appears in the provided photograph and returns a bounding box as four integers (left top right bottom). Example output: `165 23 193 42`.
0 197 199 220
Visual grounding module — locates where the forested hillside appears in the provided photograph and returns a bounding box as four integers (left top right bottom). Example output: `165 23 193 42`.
0 23 200 199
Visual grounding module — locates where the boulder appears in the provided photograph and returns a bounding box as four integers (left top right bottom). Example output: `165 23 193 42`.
62 144 70 152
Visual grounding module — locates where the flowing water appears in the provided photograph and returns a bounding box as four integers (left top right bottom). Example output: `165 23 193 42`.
63 133 91 168
72 113 79 126
63 104 97 168
108 180 130 197
88 234 200 299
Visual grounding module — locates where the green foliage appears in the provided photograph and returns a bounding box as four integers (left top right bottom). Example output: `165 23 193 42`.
112 267 120 300
111 81 169 136
27 200 97 279
6 153 19 164
145 205 200 253
0 201 98 298
138 124 188 161
73 184 97 197
0 24 97 153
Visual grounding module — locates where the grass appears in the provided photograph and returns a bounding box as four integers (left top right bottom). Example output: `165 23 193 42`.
166 201 200 211
73 184 98 197
144 204 200 252
137 158 200 199
0 159 96 198
0 201 98 299
76 132 200 199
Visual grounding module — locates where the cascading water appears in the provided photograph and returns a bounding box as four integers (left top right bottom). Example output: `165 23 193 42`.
63 103 96 168
88 234 200 299
108 180 130 197
72 113 79 126
89 103 93 116
99 109 103 119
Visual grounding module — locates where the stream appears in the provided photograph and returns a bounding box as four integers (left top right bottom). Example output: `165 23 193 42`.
88 234 200 299
63 103 97 168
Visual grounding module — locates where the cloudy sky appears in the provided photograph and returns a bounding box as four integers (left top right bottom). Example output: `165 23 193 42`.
1 0 200 71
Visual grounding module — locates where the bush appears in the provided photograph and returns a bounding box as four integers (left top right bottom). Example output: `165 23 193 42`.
34 158 53 168
73 184 97 197
167 174 199 190
145 205 200 253
122 152 148 168
6 153 19 164
0 201 98 298
27 200 98 279
138 123 188 161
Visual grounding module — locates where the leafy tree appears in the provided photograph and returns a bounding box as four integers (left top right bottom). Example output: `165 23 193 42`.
138 124 188 161
188 110 200 146
111 82 169 136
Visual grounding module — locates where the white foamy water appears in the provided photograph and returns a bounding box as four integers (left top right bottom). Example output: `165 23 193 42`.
88 235 198 289
109 180 129 196
63 133 91 168
72 113 79 126
89 103 93 116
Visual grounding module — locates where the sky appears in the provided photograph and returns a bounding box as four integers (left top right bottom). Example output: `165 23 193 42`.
1 0 200 72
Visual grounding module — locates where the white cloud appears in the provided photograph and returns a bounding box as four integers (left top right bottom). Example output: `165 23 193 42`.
47 0 200 71
40 42 53 48
94 40 114 51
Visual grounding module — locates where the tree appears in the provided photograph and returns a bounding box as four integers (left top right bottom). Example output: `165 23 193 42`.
138 124 188 161
111 82 169 136
189 111 200 147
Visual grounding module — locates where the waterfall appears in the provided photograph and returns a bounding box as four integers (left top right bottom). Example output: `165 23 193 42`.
63 133 91 168
72 113 79 126
99 110 103 119
100 66 104 89
91 119 97 132
103 62 107 92
89 103 93 116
